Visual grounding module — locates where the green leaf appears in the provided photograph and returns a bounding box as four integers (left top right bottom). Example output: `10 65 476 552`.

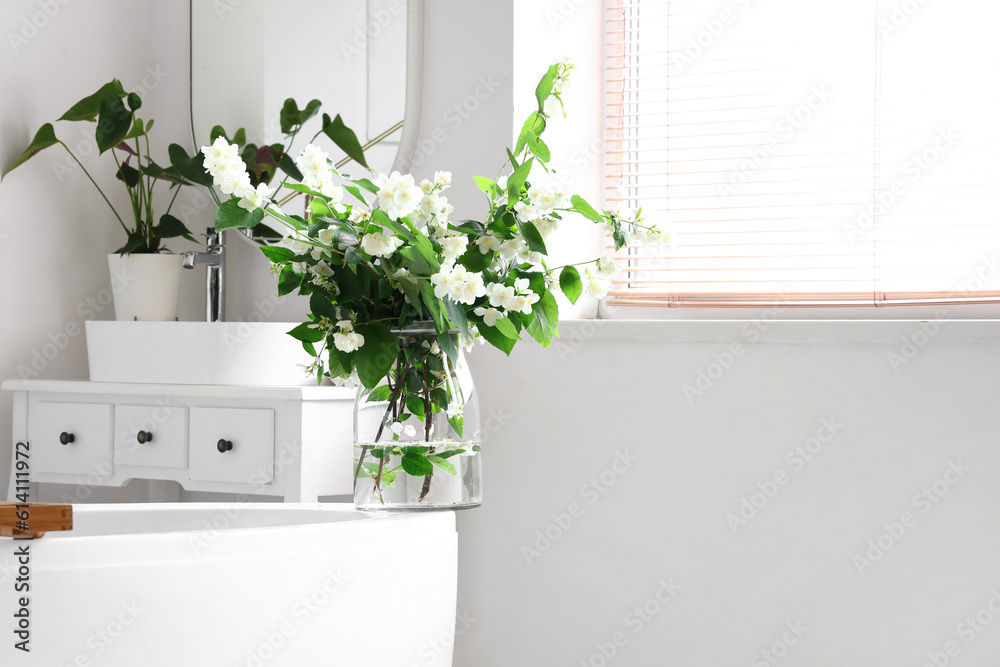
278 151 303 182
168 144 213 187
507 158 534 202
427 455 457 475
115 163 140 188
354 324 397 390
287 322 325 343
472 176 499 199
279 98 300 134
322 114 368 168
277 264 301 296
535 290 560 338
401 452 434 477
309 292 340 321
559 266 583 304
438 330 460 363
527 133 550 162
157 214 195 241
571 195 603 222
123 117 146 140
114 230 149 255
434 448 466 460
126 92 142 111
58 80 126 121
405 394 427 422
95 94 133 154
5 124 60 174
493 316 520 340
448 414 465 438
476 318 516 355
514 111 546 156
300 99 322 124
354 177 380 194
443 297 470 336
260 246 295 263
366 385 393 403
215 198 265 230
518 220 547 255
535 64 560 110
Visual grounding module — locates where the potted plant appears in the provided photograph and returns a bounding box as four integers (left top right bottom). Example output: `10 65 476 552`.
205 62 670 510
2 79 209 320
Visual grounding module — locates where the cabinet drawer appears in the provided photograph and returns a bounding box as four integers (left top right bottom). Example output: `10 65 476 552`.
28 401 113 475
189 407 274 485
114 403 188 469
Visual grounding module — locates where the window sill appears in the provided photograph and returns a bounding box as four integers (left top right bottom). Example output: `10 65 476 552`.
555 318 1000 345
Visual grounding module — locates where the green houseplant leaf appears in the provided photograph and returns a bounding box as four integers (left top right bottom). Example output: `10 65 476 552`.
322 114 368 168
58 79 127 121
4 123 59 174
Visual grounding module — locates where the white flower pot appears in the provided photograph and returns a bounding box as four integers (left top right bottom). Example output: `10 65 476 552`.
107 253 184 321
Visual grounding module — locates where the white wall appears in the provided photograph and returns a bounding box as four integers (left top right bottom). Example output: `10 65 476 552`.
459 320 1000 666
0 0 205 498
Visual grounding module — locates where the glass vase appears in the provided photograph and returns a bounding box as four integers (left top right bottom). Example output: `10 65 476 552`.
353 324 482 510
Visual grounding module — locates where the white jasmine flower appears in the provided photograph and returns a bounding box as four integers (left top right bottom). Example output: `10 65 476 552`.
584 269 609 299
236 182 272 211
439 235 469 262
309 260 334 279
474 306 503 327
333 330 365 353
513 200 541 222
419 178 434 194
349 208 372 225
446 403 463 419
434 171 452 189
280 229 311 255
360 231 404 258
291 261 307 274
295 144 331 180
534 217 558 239
486 282 514 308
200 137 239 172
499 237 527 263
596 255 622 278
513 278 530 293
317 228 335 246
403 424 417 437
476 233 501 254
504 289 540 314
337 319 353 332
431 265 486 305
376 171 423 220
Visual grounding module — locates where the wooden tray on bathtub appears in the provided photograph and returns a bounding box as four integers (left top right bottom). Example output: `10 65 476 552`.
0 503 72 538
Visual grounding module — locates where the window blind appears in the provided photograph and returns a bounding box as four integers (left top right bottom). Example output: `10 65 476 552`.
604 0 1000 306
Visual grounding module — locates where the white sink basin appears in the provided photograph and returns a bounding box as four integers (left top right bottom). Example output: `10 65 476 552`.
86 321 321 386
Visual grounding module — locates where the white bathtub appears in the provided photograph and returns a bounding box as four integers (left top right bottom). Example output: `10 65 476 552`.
0 504 457 666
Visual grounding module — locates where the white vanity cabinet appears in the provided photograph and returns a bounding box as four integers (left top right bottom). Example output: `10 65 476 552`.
3 380 356 502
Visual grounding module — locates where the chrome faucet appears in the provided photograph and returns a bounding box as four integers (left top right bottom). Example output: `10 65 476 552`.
182 228 225 322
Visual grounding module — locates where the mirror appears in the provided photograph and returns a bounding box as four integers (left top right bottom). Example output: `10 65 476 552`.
189 0 413 243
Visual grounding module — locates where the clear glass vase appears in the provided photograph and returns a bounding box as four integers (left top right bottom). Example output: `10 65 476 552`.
353 324 482 511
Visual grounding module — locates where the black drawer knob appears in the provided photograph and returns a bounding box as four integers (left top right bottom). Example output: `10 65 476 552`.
217 439 234 453
137 431 153 444
59 432 75 445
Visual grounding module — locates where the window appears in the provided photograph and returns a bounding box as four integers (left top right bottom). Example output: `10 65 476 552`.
603 0 1000 306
